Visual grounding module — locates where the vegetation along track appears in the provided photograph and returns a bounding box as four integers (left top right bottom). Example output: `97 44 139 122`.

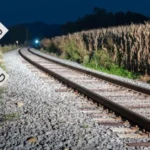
19 48 150 147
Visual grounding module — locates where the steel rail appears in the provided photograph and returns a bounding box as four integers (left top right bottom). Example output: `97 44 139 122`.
28 48 150 96
19 49 150 132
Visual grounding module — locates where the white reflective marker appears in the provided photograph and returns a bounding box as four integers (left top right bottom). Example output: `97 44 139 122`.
0 67 9 86
0 22 9 39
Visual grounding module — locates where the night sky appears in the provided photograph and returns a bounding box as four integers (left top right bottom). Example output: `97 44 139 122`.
0 0 150 26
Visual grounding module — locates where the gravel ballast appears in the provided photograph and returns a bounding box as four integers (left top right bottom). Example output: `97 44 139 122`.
0 49 148 150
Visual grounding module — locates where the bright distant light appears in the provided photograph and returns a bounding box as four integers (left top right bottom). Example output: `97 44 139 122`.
35 39 39 44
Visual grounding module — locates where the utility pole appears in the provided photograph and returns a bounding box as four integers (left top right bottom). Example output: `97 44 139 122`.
16 41 19 46
26 27 29 46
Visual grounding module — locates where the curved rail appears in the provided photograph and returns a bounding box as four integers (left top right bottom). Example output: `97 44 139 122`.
28 48 150 96
19 49 150 132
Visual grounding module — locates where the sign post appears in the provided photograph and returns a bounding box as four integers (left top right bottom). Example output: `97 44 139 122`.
0 22 9 86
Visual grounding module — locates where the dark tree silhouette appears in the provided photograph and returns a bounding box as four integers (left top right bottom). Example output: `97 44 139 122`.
62 7 150 34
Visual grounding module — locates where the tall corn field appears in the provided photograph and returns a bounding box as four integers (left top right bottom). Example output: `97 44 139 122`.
41 22 150 75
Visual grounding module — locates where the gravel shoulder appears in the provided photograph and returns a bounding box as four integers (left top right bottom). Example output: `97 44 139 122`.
0 49 142 150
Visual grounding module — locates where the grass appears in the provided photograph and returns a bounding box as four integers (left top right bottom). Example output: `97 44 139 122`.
0 89 19 126
0 63 6 71
0 45 20 127
81 124 88 128
0 51 4 70
0 113 19 127
4 113 19 121
43 46 140 80
84 50 140 79
0 88 4 99
0 44 18 71
0 44 19 53
84 63 140 79
0 44 19 68
0 89 19 125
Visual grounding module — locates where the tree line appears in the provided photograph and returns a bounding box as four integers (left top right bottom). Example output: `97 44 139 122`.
62 7 150 34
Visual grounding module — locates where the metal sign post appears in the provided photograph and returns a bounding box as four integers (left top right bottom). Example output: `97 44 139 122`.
0 22 9 86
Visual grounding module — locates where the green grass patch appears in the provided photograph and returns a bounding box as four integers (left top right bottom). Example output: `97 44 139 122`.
0 113 19 127
0 88 5 101
43 47 140 79
84 63 139 79
4 113 19 121
81 124 88 128
0 88 19 126
0 63 6 71
82 49 140 79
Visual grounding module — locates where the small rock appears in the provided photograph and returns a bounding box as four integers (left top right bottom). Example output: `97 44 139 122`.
64 148 69 150
26 137 38 144
107 144 113 149
16 102 24 107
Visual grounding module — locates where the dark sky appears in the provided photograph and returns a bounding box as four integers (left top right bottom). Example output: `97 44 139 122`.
0 0 150 26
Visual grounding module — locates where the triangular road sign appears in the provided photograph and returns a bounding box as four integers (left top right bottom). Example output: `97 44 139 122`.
0 23 9 40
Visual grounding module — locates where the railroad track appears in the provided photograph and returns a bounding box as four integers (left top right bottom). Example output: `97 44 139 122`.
19 48 150 148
